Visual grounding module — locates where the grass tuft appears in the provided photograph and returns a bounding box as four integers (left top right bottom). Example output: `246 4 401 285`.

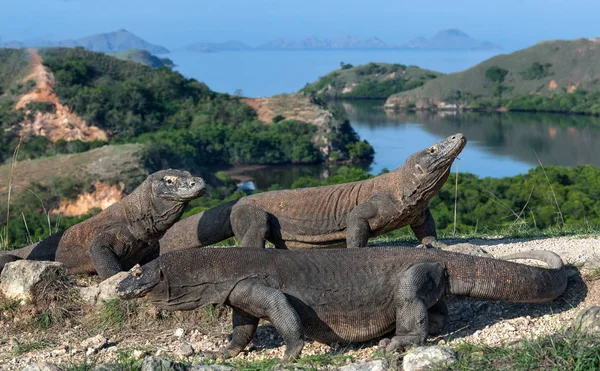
584 268 600 282
13 339 56 356
96 298 138 329
449 332 600 370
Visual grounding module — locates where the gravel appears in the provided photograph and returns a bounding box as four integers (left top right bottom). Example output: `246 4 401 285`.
1 235 599 370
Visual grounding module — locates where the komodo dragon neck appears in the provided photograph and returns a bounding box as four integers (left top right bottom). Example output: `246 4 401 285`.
124 182 186 241
375 162 451 206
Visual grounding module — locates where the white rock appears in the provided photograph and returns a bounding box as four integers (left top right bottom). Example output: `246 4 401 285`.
176 343 194 357
339 359 389 371
21 363 61 371
403 346 457 371
572 306 600 336
189 365 234 371
140 356 187 371
0 261 67 301
174 328 185 338
78 271 129 305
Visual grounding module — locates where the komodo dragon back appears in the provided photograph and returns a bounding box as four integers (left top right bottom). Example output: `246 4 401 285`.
160 133 467 252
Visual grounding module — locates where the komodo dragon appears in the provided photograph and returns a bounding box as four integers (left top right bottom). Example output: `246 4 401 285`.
160 133 467 252
117 247 567 361
0 170 205 278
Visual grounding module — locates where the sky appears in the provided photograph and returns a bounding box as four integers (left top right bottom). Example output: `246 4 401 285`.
0 0 599 50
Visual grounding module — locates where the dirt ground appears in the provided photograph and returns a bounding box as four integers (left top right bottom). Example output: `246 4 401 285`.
0 235 598 369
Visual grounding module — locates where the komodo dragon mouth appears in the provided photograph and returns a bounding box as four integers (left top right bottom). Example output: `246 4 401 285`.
428 133 467 170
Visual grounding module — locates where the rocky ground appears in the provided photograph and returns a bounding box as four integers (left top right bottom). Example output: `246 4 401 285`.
1 235 599 370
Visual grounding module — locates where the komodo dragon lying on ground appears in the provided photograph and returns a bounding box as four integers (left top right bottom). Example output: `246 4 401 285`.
118 246 567 361
0 170 205 278
160 133 467 252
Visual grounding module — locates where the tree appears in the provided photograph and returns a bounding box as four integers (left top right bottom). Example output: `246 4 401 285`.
340 62 353 70
485 66 510 100
485 66 508 84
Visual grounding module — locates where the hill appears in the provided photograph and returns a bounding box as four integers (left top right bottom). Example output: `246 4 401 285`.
0 143 146 245
0 47 372 168
0 29 169 54
385 38 600 115
107 49 175 68
402 29 502 50
301 62 442 99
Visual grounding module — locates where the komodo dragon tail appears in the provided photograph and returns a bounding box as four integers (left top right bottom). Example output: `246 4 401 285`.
446 250 567 303
159 200 238 254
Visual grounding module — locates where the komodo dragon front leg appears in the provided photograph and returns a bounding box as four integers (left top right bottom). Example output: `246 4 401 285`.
385 262 447 353
224 280 304 361
346 195 404 248
88 229 143 278
88 235 125 278
411 208 446 248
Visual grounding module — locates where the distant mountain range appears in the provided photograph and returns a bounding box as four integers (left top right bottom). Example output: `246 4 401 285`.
255 35 389 50
0 29 169 54
179 30 501 52
177 41 252 52
0 28 500 54
402 29 502 50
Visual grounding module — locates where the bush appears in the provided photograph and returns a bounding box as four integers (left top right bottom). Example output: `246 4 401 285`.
141 120 321 172
346 140 375 162
520 62 553 80
272 114 285 123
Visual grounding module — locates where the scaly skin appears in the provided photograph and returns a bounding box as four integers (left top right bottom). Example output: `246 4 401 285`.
118 247 567 361
160 133 467 253
0 170 205 278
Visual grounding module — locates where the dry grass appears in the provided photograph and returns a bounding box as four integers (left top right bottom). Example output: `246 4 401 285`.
0 143 143 199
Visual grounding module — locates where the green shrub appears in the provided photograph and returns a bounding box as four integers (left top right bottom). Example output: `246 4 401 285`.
520 62 553 80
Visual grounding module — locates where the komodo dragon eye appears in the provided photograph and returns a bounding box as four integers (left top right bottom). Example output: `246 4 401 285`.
429 147 436 154
131 264 143 278
163 176 177 185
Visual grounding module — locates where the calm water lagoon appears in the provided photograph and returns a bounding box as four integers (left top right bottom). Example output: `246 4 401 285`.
344 101 600 177
168 50 600 187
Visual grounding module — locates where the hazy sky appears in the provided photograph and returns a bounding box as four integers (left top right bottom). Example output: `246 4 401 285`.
1 0 598 50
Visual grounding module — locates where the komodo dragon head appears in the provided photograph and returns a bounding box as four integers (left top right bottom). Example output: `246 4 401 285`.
117 262 162 300
148 169 206 202
124 169 206 238
404 133 467 199
117 250 247 310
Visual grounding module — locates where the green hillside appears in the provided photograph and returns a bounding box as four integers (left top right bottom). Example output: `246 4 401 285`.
107 49 175 68
0 49 33 161
301 62 441 99
386 38 600 114
0 49 30 92
0 47 372 168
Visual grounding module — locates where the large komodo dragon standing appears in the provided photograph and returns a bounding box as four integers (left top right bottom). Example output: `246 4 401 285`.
0 170 205 278
118 247 567 361
160 133 467 252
